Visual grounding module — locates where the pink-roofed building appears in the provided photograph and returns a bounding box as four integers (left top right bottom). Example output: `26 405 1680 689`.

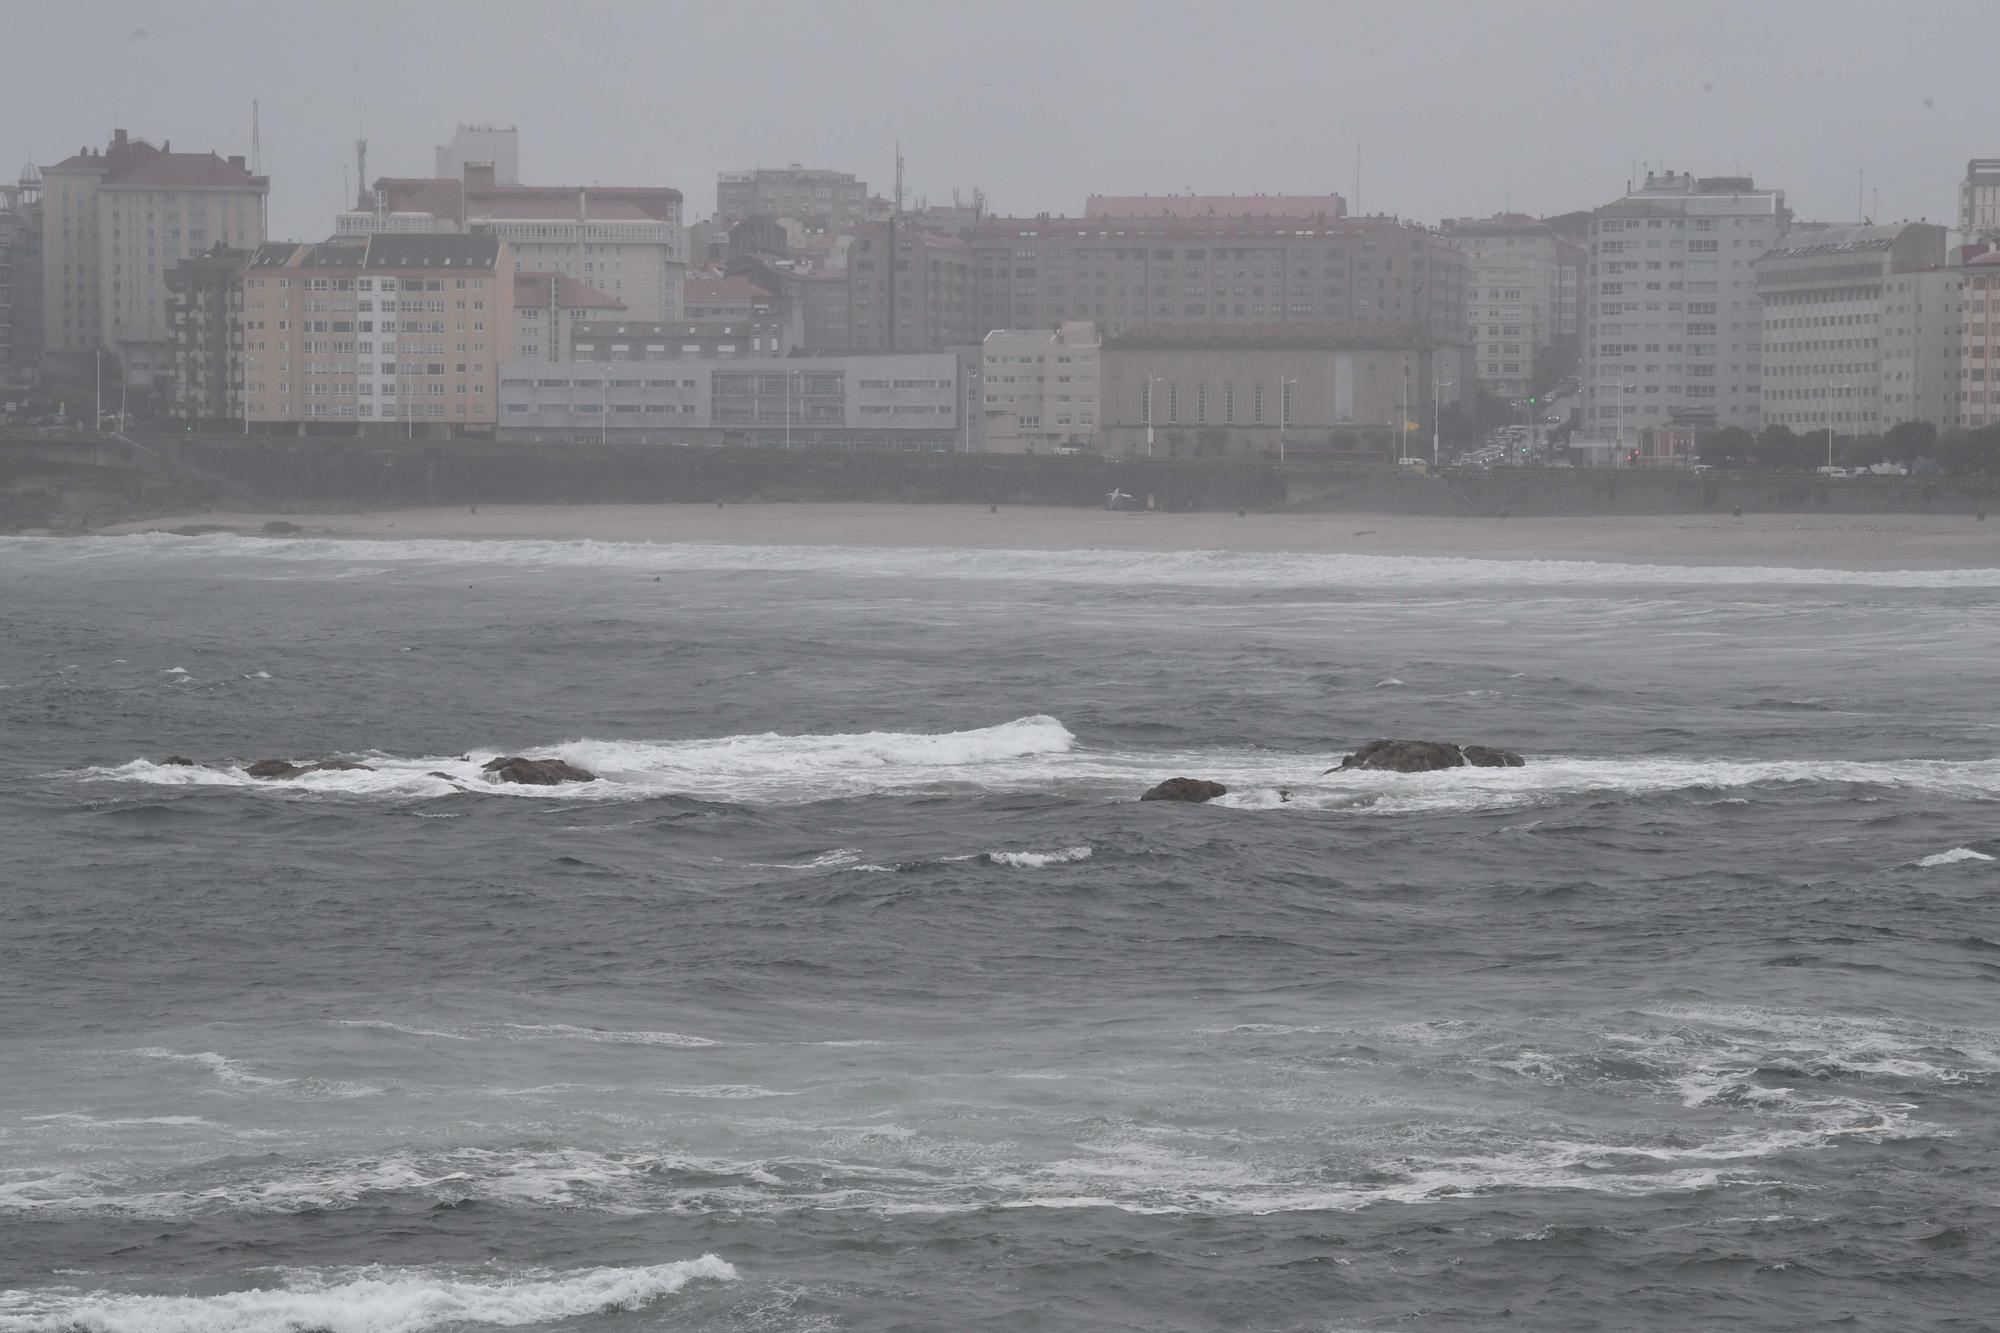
513 271 624 361
40 128 267 387
338 163 685 321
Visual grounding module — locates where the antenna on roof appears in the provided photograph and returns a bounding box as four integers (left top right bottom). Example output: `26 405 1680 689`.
250 99 261 176
356 137 367 208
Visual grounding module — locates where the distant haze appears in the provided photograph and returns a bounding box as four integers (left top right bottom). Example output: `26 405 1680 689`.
2 0 1985 238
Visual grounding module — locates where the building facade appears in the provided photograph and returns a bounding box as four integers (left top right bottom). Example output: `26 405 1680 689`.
513 271 623 361
1084 193 1347 219
1582 171 1788 435
0 169 42 394
569 317 792 361
1951 250 2000 430
1098 324 1438 460
846 222 976 350
339 164 684 320
1755 223 1947 435
981 322 1101 452
40 130 267 387
965 213 1468 354
1443 214 1583 401
716 166 867 230
241 234 514 436
164 244 250 427
436 125 519 185
497 351 960 448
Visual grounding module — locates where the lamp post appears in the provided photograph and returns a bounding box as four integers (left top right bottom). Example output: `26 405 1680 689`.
1278 376 1296 463
1826 382 1852 470
785 368 793 449
1146 375 1162 457
1432 362 1454 470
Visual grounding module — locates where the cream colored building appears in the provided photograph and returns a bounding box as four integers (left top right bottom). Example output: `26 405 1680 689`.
981 322 1101 452
1444 214 1570 401
338 164 684 320
41 129 266 386
241 234 514 436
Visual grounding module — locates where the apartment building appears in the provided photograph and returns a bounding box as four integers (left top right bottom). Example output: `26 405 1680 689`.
716 165 867 230
241 234 514 436
513 271 623 361
497 350 959 448
164 244 250 427
1442 214 1584 401
965 213 1468 354
1582 171 1788 434
569 317 791 361
339 164 684 320
1959 160 2000 240
1085 193 1347 219
40 130 267 387
1953 250 2000 429
0 169 41 393
1755 223 1947 435
981 321 1101 452
1098 323 1438 460
846 222 976 350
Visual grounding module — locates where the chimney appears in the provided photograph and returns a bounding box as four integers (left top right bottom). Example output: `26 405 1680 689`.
113 128 127 152
463 162 496 193
228 154 245 170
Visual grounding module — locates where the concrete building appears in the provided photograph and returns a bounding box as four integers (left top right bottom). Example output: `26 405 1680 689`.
164 244 250 427
846 222 976 350
1959 160 2000 241
241 233 514 436
339 164 684 320
40 130 267 388
1085 193 1346 219
717 165 867 230
1951 249 2000 430
1098 324 1439 461
1879 262 1966 431
1582 171 1788 436
497 350 960 448
965 213 1468 357
569 316 791 362
981 322 1101 452
1442 213 1588 401
0 168 42 394
1755 223 1947 435
436 125 519 186
513 271 623 362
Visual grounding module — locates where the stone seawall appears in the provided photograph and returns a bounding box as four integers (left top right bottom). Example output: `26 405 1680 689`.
12 434 2000 520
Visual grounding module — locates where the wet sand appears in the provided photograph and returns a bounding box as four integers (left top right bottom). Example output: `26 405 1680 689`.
88 503 2000 569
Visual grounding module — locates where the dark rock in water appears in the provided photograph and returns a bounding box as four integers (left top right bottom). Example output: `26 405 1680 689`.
261 520 303 535
1461 745 1525 768
160 755 195 767
245 759 303 779
427 771 458 782
481 756 597 785
1140 777 1228 803
1330 740 1525 774
244 757 375 779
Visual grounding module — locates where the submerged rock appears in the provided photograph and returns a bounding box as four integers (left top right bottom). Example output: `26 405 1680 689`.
1329 740 1524 774
159 755 195 767
261 520 303 535
1140 777 1229 803
481 756 597 785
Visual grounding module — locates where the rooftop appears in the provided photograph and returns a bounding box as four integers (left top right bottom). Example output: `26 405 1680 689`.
249 234 502 271
1104 322 1430 351
1086 193 1347 220
514 271 624 310
48 131 264 191
685 275 774 303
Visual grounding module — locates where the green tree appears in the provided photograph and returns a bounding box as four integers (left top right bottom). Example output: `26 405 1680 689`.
1884 419 1938 463
1699 426 1755 470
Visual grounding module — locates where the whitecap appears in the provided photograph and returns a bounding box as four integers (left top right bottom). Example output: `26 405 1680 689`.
0 1256 736 1333
503 1024 718 1048
986 845 1092 868
1918 847 1994 867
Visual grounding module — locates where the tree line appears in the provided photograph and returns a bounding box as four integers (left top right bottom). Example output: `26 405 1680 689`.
1696 421 2000 476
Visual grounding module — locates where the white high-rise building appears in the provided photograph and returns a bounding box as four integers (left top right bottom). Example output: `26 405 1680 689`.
436 126 518 186
1443 214 1585 402
1582 171 1787 436
981 321 1101 452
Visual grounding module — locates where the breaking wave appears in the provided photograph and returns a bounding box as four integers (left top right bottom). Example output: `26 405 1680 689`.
1918 847 1995 867
19 531 2000 589
0 1256 736 1333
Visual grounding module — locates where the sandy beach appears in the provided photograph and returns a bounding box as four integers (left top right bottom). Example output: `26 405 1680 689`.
85 502 2000 569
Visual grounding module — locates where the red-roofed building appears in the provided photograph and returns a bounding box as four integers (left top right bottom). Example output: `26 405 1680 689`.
338 162 686 321
41 129 267 388
512 271 624 361
682 274 772 320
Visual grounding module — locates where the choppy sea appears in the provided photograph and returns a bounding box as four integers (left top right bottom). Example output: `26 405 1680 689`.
3 530 1998 1331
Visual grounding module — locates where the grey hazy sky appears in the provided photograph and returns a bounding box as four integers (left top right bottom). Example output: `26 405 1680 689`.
5 0 1987 239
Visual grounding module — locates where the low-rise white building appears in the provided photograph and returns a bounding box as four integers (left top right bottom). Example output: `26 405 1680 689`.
981 322 1101 452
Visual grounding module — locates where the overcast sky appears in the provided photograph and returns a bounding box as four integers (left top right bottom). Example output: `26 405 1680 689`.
4 0 1987 239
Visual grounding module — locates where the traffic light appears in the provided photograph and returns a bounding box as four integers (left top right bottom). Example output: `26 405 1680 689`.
1528 395 1538 406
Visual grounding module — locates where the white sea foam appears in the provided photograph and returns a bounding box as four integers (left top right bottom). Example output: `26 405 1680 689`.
986 845 1092 868
1918 847 1994 867
76 723 2000 815
0 1256 736 1333
129 1048 383 1099
503 1023 719 1048
20 531 2000 589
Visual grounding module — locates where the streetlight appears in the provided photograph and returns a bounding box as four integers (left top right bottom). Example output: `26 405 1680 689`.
1278 376 1296 463
1432 361 1455 470
1826 381 1852 470
1145 375 1163 457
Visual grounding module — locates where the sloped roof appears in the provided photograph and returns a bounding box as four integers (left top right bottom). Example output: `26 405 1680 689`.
514 271 625 310
684 275 773 303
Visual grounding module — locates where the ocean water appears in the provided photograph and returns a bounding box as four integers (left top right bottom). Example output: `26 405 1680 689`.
2 530 1998 1331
